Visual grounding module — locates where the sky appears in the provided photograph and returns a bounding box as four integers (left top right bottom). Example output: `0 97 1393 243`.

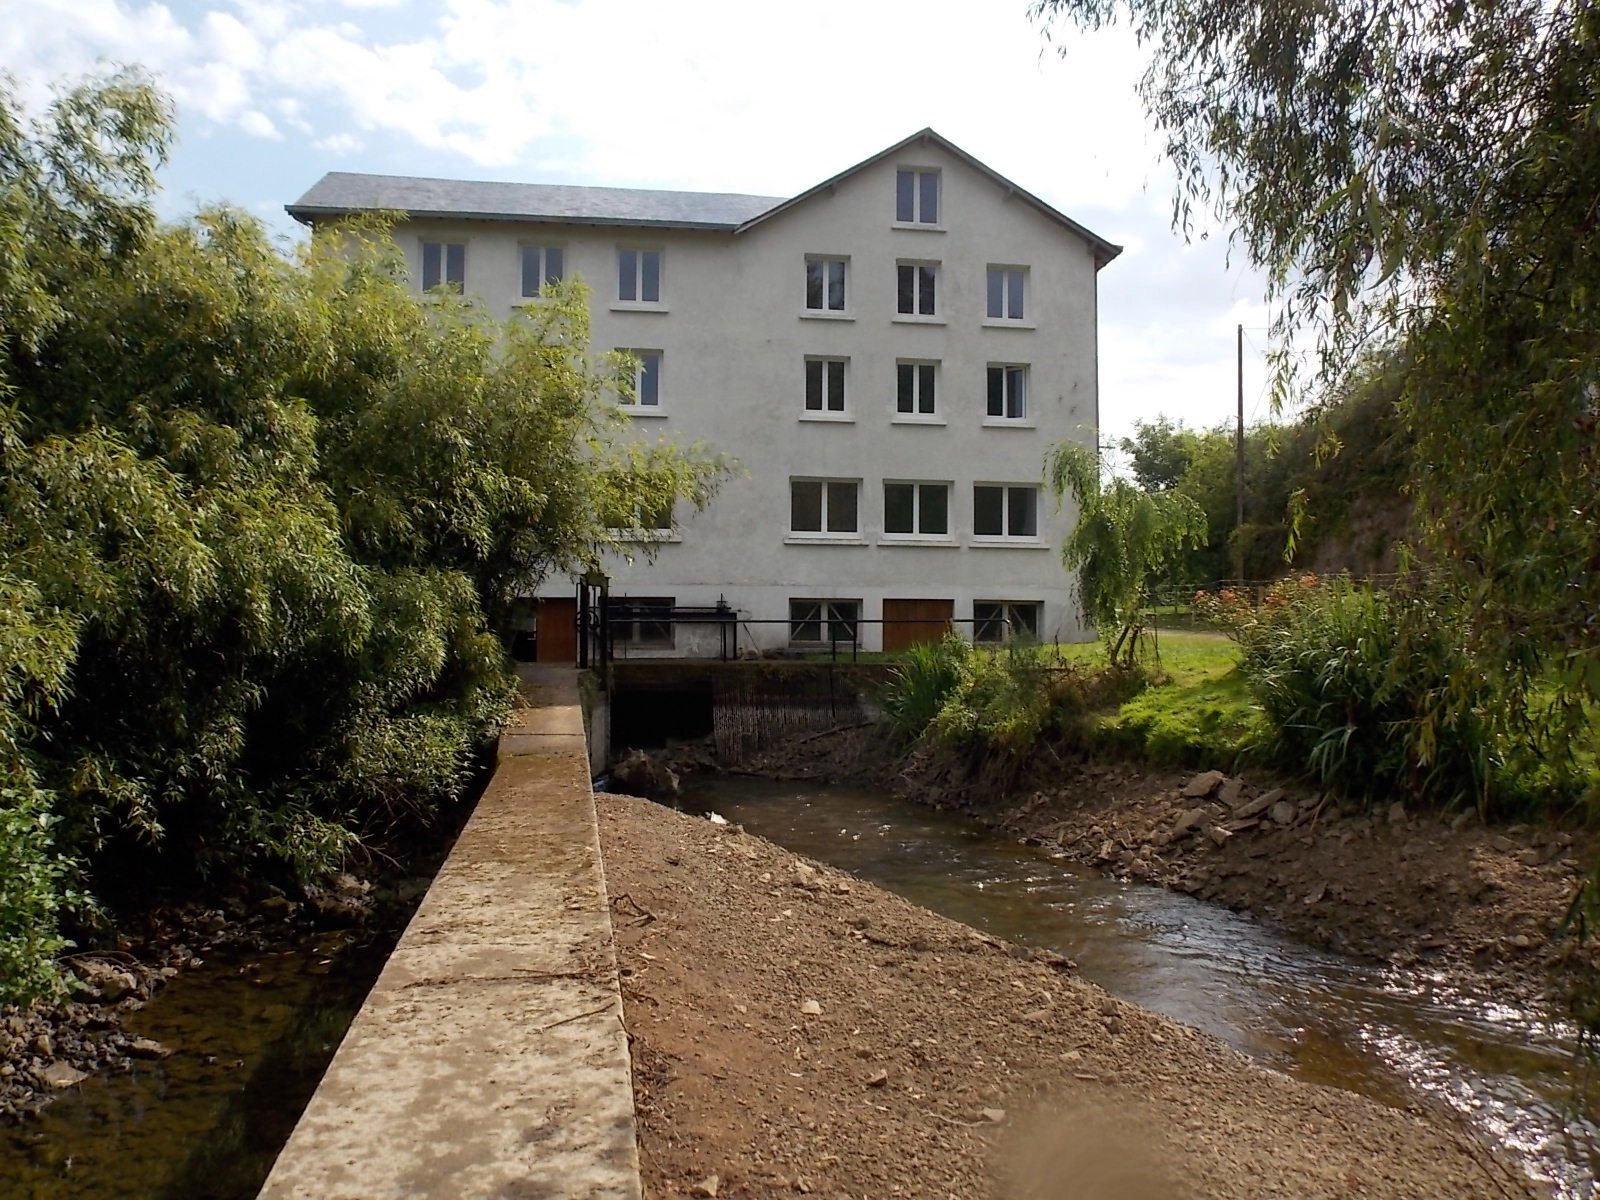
4 0 1278 445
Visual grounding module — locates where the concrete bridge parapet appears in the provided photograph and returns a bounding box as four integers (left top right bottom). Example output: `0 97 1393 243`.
258 665 642 1199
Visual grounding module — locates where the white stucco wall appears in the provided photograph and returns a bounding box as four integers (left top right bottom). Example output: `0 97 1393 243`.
386 138 1104 654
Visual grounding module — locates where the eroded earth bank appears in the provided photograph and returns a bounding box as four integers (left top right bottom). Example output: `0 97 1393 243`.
598 793 1536 1199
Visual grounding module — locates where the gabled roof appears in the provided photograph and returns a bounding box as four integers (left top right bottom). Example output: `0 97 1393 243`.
286 129 1121 268
286 172 783 231
734 128 1121 268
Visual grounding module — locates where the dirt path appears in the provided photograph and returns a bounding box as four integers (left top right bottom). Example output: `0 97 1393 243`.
598 793 1534 1199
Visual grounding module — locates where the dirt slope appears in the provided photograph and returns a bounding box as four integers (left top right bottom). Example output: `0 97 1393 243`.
598 793 1533 1200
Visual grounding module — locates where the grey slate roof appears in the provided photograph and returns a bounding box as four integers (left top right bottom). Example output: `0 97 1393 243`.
287 129 1122 266
286 172 784 231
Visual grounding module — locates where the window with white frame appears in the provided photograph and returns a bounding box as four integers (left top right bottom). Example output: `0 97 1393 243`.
606 494 674 535
420 241 465 293
896 262 938 316
520 244 565 297
895 361 938 416
617 248 662 303
620 350 662 408
973 484 1039 539
986 364 1028 419
804 357 847 413
974 600 1041 643
895 168 940 224
986 266 1026 320
789 599 860 646
607 596 675 649
883 481 950 537
805 257 848 312
790 479 859 535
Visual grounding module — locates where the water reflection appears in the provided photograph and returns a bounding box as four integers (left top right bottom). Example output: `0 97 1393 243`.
685 777 1598 1199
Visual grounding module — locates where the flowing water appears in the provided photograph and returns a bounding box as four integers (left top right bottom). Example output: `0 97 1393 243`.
684 776 1599 1199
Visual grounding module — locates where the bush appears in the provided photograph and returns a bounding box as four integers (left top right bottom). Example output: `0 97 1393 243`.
1204 576 1501 808
881 635 970 743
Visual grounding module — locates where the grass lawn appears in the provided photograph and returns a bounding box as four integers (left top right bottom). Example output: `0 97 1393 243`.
1055 632 1266 768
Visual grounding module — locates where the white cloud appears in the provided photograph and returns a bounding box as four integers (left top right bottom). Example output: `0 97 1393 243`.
237 108 281 139
314 130 362 153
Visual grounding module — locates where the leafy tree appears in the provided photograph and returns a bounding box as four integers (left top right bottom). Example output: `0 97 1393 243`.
1049 441 1207 666
0 70 727 1002
1119 417 1196 493
1032 0 1600 746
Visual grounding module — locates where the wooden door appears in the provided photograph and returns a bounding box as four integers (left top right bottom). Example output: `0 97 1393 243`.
536 597 578 663
882 598 953 653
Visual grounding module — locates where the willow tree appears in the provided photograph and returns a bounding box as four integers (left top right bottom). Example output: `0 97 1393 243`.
1033 0 1600 752
1049 442 1207 667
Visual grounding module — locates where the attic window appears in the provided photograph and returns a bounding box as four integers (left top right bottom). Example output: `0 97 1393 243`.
895 169 939 224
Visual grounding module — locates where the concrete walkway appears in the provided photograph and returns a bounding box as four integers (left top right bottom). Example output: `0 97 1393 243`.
259 666 641 1199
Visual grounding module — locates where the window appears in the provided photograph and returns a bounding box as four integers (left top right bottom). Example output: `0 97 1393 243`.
608 596 674 649
804 357 847 413
421 241 465 293
883 482 950 537
986 267 1026 320
618 248 662 303
974 601 1042 643
897 262 938 316
895 168 940 224
986 365 1028 420
973 485 1039 538
805 257 848 312
606 495 673 534
520 245 565 297
620 350 662 408
790 479 859 535
789 599 860 646
896 361 937 416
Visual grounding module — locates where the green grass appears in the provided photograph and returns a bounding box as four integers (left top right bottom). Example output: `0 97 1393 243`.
1055 633 1265 767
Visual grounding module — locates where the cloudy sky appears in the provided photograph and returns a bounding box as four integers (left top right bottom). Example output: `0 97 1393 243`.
5 0 1278 444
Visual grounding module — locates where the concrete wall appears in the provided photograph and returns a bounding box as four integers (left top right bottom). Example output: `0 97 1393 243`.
388 136 1104 652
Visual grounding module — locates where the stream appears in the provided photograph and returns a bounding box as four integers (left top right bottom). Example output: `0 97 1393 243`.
683 775 1600 1200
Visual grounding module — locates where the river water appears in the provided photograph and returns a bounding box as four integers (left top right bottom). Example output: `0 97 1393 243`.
684 775 1599 1200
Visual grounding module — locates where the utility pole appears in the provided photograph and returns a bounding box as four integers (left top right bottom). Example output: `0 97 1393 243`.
1235 323 1245 583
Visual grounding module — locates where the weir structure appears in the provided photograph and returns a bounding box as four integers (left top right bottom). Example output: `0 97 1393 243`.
258 666 641 1199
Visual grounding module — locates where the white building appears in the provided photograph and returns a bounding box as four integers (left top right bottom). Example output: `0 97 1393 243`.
288 129 1120 660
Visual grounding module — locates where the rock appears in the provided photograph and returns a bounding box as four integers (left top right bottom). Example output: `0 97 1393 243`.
1304 881 1327 905
30 1033 53 1058
1218 778 1244 808
1171 807 1209 838
1449 810 1475 832
1489 835 1516 853
73 959 136 1003
690 1175 720 1198
1233 788 1284 819
1268 800 1298 826
979 1107 1007 1124
1516 848 1543 867
1387 801 1408 825
1207 826 1232 848
608 748 681 800
258 894 295 918
38 1062 87 1089
792 864 821 891
799 999 823 1016
129 1037 171 1060
866 1069 889 1088
1181 770 1226 799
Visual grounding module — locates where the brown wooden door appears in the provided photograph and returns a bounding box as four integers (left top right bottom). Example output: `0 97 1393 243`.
882 599 953 653
536 597 578 663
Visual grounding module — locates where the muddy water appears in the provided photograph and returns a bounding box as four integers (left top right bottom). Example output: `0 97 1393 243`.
684 776 1599 1200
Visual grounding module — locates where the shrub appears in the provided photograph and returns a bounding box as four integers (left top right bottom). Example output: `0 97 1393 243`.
881 635 970 743
1215 575 1501 808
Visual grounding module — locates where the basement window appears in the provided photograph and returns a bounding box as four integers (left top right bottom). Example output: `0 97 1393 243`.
974 601 1041 643
789 599 860 646
608 596 675 649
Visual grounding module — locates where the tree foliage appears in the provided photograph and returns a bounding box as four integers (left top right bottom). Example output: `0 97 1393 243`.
1033 0 1600 740
1049 441 1207 666
0 70 726 1003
